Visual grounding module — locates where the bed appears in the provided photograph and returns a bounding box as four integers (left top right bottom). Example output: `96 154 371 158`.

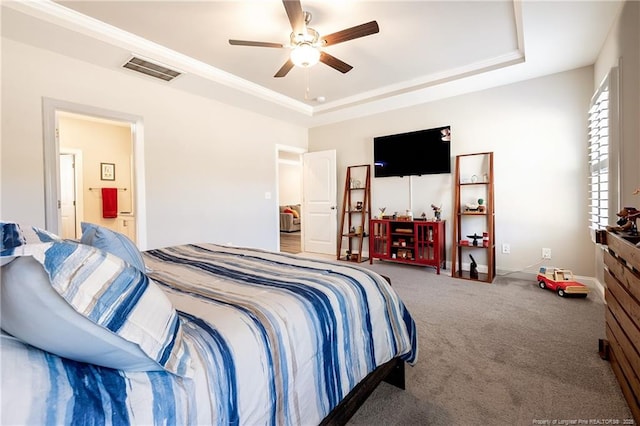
0 222 417 425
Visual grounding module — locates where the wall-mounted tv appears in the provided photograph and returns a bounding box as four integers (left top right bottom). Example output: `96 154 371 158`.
373 125 451 178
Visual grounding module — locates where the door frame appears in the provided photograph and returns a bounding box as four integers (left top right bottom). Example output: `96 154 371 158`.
42 98 148 248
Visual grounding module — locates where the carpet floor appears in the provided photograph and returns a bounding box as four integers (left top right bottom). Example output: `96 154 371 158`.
339 260 634 425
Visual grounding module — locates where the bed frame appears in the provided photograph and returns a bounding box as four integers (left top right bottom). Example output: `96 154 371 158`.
320 357 406 425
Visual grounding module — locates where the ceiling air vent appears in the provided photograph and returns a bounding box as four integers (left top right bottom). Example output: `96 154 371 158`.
122 56 181 82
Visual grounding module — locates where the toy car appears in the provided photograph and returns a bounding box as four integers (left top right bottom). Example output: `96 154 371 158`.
536 267 590 298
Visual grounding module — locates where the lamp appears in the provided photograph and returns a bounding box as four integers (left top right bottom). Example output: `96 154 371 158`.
290 42 320 68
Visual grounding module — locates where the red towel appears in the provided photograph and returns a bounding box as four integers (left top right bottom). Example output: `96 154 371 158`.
101 188 118 219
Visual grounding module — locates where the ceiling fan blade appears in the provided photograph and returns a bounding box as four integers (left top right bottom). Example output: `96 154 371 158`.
282 0 305 34
319 52 353 74
274 60 295 78
229 40 284 48
322 21 379 46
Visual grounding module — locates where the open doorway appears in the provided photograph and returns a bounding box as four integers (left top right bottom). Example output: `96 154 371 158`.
42 98 147 248
58 112 135 241
277 147 304 254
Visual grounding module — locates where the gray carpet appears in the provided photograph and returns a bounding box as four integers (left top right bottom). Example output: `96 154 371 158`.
347 261 633 425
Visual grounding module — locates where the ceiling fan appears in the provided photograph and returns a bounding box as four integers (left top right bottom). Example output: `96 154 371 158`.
229 0 379 78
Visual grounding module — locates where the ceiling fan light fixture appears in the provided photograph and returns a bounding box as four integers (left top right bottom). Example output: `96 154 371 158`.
290 42 320 68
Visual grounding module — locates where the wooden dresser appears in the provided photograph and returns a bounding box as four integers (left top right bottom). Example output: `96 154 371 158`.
600 230 640 422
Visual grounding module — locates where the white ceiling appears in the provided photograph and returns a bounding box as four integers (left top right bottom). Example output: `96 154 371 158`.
1 1 622 127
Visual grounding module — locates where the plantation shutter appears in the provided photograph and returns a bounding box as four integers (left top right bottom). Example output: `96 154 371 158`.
588 83 609 231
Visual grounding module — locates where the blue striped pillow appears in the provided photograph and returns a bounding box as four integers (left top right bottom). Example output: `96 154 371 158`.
80 222 146 272
1 221 60 264
0 240 192 377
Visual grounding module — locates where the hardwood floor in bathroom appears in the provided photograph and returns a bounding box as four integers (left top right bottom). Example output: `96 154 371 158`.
279 232 301 254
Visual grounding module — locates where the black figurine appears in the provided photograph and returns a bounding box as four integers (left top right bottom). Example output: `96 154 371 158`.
469 254 479 279
467 233 482 246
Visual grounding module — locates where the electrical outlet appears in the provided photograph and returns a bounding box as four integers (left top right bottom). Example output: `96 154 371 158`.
502 243 510 254
542 248 551 259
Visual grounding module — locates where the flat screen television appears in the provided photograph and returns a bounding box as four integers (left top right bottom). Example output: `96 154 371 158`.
373 126 451 178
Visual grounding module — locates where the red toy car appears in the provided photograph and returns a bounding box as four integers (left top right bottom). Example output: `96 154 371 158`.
536 267 590 298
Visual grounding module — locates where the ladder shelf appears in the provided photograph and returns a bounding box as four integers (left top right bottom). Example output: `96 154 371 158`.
337 165 371 263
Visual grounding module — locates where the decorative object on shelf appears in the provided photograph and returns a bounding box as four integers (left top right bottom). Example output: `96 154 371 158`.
431 204 442 221
357 225 363 235
469 254 479 279
478 198 485 213
607 207 640 234
471 174 478 183
378 207 386 219
467 233 482 246
345 250 351 260
465 202 479 212
482 232 489 247
356 201 363 211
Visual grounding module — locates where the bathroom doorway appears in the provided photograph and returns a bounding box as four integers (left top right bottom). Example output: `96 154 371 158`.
42 98 147 247
58 112 135 241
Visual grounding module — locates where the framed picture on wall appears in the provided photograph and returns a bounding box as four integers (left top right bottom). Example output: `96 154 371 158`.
101 162 115 181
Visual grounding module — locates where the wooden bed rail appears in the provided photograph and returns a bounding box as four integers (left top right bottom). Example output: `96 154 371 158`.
320 357 405 425
598 230 640 423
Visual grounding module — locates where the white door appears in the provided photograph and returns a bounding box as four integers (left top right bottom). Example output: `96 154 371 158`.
59 153 77 239
302 150 337 254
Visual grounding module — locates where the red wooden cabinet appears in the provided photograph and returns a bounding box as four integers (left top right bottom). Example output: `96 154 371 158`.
369 219 446 274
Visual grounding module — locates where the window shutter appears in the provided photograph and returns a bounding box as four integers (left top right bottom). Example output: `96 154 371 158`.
588 86 609 231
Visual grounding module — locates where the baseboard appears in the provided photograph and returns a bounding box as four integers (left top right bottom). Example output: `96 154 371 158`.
587 276 606 302
495 268 538 281
494 267 605 302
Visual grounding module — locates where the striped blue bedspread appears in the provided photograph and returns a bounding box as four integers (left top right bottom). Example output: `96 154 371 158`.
1 243 417 425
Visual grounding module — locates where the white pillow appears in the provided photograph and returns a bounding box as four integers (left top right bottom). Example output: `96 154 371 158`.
0 240 192 376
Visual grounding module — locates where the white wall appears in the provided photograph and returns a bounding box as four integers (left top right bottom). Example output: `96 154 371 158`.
595 0 640 209
309 67 595 277
592 0 640 287
278 161 302 206
1 38 307 251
